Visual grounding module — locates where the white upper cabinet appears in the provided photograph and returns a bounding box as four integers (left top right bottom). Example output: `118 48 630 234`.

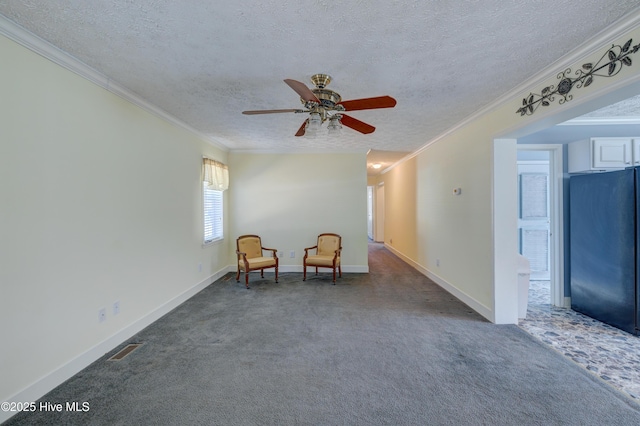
568 137 639 173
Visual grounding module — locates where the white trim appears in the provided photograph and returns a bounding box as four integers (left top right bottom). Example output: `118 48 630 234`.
0 268 227 424
384 244 493 321
492 139 519 324
0 14 228 152
229 265 369 274
517 144 565 308
560 117 640 126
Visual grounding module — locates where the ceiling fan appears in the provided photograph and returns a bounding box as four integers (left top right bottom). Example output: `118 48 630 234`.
242 74 397 137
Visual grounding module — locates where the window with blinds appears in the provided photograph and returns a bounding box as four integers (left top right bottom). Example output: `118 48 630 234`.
204 183 223 243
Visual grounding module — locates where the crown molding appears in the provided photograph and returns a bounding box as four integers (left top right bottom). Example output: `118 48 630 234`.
384 6 640 174
560 116 640 125
0 14 229 152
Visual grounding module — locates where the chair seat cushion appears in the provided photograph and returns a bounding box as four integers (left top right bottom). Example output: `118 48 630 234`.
305 255 340 267
239 256 276 270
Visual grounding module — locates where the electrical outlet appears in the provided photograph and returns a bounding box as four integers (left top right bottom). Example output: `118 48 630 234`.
278 251 283 258
113 301 120 315
198 263 202 272
290 250 295 258
436 259 440 267
98 308 106 323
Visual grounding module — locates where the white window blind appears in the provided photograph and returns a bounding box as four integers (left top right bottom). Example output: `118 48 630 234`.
203 183 223 243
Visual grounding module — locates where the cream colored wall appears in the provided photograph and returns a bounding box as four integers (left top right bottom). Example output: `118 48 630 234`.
381 156 418 255
380 125 496 316
0 35 229 408
380 22 640 323
228 152 369 271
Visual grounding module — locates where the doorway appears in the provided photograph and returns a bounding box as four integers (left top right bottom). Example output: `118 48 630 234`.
367 186 374 240
517 155 550 281
516 145 565 308
375 183 385 243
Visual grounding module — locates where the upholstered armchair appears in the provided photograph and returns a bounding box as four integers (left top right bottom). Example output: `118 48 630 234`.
236 235 278 288
303 233 342 284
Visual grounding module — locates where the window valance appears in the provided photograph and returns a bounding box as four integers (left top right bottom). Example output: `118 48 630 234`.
202 158 229 191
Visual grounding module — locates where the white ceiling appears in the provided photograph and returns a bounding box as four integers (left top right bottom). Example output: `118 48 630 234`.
1 1 639 174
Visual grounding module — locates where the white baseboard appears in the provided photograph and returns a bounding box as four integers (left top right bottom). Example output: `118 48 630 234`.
228 265 369 274
384 244 494 322
0 268 227 424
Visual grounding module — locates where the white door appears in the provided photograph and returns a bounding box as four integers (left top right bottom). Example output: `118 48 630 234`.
367 186 374 240
375 184 385 243
517 161 550 281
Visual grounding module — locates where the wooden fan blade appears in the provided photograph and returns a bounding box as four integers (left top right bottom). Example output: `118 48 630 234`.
338 96 397 111
242 109 301 115
284 79 320 103
295 120 307 137
341 114 375 134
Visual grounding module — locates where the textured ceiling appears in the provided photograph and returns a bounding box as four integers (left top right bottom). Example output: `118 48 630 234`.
1 1 639 174
581 94 640 118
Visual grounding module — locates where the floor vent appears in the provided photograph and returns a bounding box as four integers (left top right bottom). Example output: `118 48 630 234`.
108 343 142 361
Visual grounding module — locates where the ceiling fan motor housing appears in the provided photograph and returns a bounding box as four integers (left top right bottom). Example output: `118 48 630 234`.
310 73 332 89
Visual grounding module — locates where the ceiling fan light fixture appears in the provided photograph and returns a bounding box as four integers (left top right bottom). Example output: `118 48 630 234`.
327 115 342 136
306 112 322 132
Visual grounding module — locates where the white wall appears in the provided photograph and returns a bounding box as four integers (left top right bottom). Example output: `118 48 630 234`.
0 34 229 414
228 152 369 272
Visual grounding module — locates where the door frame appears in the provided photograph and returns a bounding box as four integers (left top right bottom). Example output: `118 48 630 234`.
516 144 566 307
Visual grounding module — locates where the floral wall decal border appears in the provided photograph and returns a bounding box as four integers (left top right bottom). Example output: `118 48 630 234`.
517 39 640 116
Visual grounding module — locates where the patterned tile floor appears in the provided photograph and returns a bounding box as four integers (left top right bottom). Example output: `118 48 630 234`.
518 281 640 401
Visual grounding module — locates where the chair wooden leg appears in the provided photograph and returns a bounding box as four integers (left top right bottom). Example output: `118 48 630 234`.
245 272 250 289
303 264 307 281
315 267 318 276
338 265 342 278
261 269 264 278
236 268 240 282
275 266 278 283
332 267 336 284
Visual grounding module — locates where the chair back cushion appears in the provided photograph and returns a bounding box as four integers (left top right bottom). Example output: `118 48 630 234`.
237 236 262 259
317 234 340 256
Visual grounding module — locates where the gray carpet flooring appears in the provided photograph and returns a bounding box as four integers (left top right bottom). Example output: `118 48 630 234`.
5 243 640 425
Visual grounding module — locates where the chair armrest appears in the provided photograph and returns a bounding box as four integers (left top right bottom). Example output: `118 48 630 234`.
236 251 250 269
262 247 278 257
304 245 318 254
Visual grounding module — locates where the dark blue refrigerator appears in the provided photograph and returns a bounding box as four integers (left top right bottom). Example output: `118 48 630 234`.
570 167 640 335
